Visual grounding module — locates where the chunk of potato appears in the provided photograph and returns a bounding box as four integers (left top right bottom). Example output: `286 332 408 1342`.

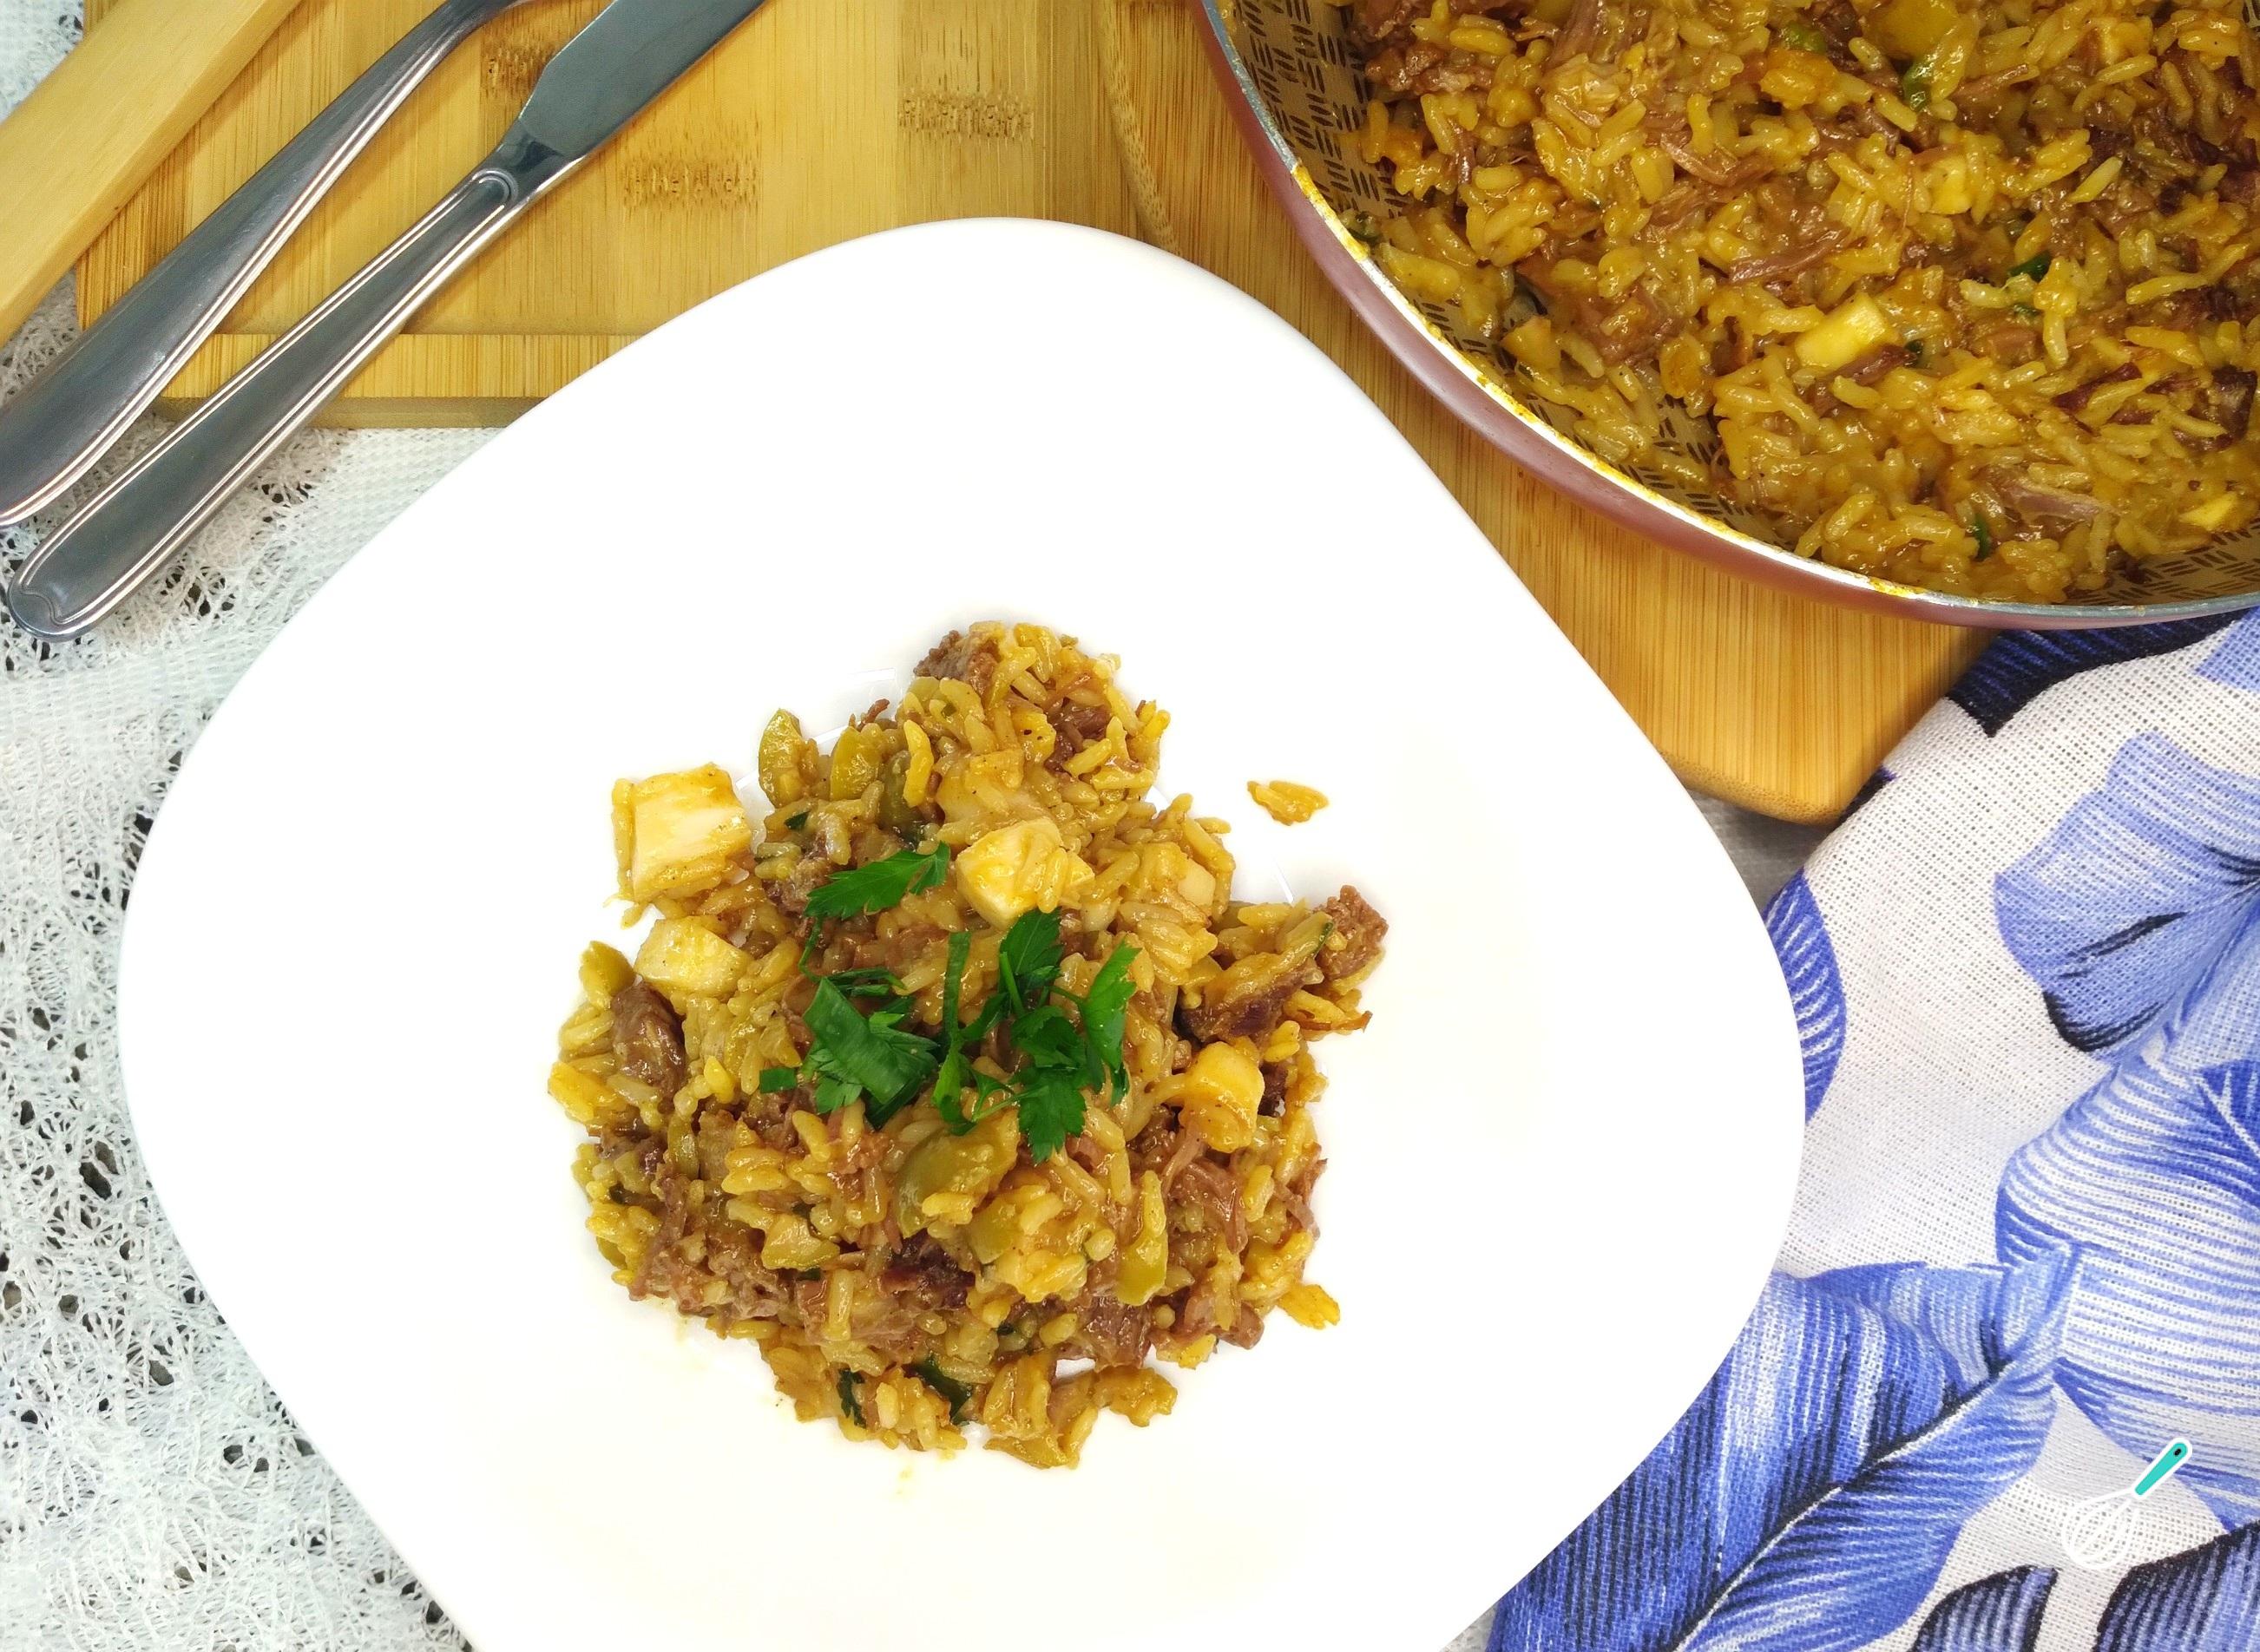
1793 295 1889 373
617 765 752 902
1175 1043 1264 1153
955 816 1094 927
635 917 748 1000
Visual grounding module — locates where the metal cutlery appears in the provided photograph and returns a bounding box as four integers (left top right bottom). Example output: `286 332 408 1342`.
0 0 540 530
10 0 770 640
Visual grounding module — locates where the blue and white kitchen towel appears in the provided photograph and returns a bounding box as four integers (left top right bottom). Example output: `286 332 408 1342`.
1496 612 2260 1651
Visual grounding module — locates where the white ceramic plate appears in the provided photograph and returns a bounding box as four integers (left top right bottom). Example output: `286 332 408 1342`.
120 220 1803 1652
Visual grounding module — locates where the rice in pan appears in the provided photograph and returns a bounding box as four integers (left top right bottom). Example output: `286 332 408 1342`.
1348 0 2260 600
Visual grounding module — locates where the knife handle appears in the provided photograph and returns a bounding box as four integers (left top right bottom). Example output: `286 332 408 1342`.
0 0 529 529
8 139 568 640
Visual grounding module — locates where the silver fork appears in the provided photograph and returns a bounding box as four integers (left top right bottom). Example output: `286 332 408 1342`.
0 0 538 529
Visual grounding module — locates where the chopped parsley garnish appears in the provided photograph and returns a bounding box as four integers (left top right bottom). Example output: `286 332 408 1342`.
928 918 1142 1158
1904 338 1925 365
804 842 949 925
800 842 950 974
1780 19 1830 53
995 908 1064 1012
932 929 1009 1129
785 810 810 829
820 964 908 999
1078 947 1139 1102
912 1356 975 1424
2006 252 2053 283
1972 513 1995 561
1009 1001 1090 1072
983 940 1142 1161
837 1370 864 1426
780 847 1140 1158
1011 1065 1088 1163
796 979 937 1124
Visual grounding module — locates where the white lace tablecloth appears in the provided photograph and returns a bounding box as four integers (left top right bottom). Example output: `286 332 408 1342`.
0 8 1813 1646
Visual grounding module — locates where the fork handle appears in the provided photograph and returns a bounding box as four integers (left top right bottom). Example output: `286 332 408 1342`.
8 129 575 640
0 0 525 529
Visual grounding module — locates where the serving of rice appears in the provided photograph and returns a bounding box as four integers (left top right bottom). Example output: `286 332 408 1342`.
545 623 1386 1468
1342 0 2260 601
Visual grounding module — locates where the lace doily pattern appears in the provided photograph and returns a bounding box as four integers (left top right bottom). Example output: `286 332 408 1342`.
1 7 488 1642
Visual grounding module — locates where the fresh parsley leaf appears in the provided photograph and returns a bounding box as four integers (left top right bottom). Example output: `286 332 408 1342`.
812 1071 862 1116
804 842 949 925
960 1071 1012 1126
1971 513 1995 561
995 908 1063 1013
912 1356 975 1425
1010 1002 1092 1075
802 979 938 1122
939 929 970 1032
1079 945 1139 1100
932 929 977 1128
1014 1065 1088 1163
1780 19 1830 53
785 811 810 830
837 1370 864 1426
758 1066 800 1093
2006 252 2053 282
821 965 907 999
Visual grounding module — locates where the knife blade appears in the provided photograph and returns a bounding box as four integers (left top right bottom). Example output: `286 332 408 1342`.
9 0 771 640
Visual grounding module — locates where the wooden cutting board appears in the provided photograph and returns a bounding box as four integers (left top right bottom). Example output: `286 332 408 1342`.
76 0 1983 822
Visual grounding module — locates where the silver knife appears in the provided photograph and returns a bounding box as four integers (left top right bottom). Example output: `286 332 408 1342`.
0 0 544 533
8 0 770 640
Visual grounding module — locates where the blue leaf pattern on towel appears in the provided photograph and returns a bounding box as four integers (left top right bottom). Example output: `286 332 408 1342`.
1994 731 2260 1530
2095 1522 2260 1652
2198 621 2260 696
1488 1257 2068 1652
1998 1061 2260 1528
1911 1566 2056 1652
1948 620 2243 736
1993 736 2260 1058
1764 872 1846 1117
1488 616 2260 1652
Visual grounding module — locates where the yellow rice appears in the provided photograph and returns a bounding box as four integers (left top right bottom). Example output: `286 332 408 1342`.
1346 0 2260 600
547 624 1386 1466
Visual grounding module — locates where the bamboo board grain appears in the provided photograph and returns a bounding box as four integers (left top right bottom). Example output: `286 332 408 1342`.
80 0 1144 423
75 0 1981 821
